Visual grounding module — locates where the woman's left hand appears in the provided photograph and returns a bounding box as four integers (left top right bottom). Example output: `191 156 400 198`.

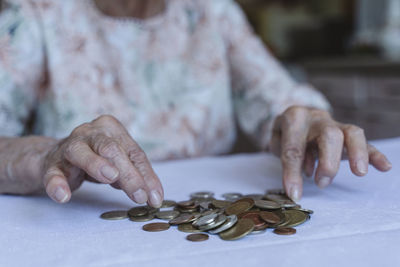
269 106 392 202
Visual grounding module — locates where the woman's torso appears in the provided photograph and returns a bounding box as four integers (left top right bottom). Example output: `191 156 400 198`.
34 0 236 160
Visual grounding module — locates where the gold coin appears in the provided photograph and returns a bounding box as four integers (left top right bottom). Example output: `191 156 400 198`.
142 222 170 232
129 214 155 222
128 206 149 217
281 210 308 228
100 210 128 220
210 200 231 209
178 223 203 233
225 201 252 215
219 218 254 241
155 210 180 220
254 200 281 210
161 200 177 208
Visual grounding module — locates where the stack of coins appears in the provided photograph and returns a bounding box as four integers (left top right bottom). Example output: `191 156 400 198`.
100 189 313 242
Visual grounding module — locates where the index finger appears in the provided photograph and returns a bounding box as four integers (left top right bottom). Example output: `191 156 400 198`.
279 109 309 202
118 132 164 208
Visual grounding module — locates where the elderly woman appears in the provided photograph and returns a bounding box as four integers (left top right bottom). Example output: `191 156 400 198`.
0 0 391 208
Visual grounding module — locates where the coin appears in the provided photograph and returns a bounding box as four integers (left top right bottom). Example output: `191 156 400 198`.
259 211 281 224
234 197 255 207
266 189 286 195
255 200 281 210
273 227 296 235
219 218 255 241
161 200 176 208
155 210 180 220
240 212 266 229
264 194 291 202
292 207 314 215
209 215 238 234
177 200 196 208
128 206 148 217
186 233 209 242
253 223 269 231
281 210 308 228
100 210 128 220
129 214 155 222
198 214 227 231
169 214 198 225
142 222 170 232
190 191 215 199
243 194 264 200
193 213 219 227
178 223 203 233
222 193 242 201
250 229 267 235
210 200 231 209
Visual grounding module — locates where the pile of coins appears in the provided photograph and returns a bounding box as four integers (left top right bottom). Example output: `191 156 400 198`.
100 189 313 242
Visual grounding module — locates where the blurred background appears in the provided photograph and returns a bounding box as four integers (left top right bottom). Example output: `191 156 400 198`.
1 0 399 143
237 0 400 141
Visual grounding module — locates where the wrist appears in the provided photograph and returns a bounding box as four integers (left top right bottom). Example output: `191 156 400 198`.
6 136 58 194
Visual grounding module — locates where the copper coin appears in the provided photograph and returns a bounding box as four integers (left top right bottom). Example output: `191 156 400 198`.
253 223 269 231
186 233 209 242
169 214 197 225
240 212 265 228
273 227 297 235
260 211 281 224
142 222 170 232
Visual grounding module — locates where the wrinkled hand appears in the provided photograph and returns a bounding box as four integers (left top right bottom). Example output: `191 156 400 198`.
42 115 163 207
269 106 392 202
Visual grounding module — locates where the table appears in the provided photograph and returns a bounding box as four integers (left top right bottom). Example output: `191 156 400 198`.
1 138 400 267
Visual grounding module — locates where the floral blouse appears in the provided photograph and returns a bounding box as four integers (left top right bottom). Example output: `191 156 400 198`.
0 0 329 160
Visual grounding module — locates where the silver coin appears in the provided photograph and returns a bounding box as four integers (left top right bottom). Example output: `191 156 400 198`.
208 215 238 234
198 214 227 231
222 193 243 201
193 213 218 227
190 191 215 199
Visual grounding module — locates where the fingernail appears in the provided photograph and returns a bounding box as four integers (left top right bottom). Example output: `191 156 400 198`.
289 186 301 202
101 165 119 182
356 160 368 175
386 160 392 169
317 176 331 189
132 189 147 204
54 187 68 203
149 190 162 208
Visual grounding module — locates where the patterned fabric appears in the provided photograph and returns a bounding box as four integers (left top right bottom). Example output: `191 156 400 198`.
0 0 329 161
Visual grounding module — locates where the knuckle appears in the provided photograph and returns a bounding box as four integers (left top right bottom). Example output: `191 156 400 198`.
282 146 303 163
284 106 304 120
71 123 91 136
98 140 121 158
344 124 364 136
64 140 85 160
95 115 119 125
321 125 344 141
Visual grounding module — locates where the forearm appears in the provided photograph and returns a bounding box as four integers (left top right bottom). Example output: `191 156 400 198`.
0 136 57 195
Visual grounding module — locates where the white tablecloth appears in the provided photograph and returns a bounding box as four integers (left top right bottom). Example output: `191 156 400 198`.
1 138 400 267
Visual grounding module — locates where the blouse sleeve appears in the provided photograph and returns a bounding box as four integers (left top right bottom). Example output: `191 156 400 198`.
0 0 44 136
212 0 330 149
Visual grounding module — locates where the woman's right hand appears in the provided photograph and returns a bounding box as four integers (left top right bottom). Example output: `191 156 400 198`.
42 115 164 207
